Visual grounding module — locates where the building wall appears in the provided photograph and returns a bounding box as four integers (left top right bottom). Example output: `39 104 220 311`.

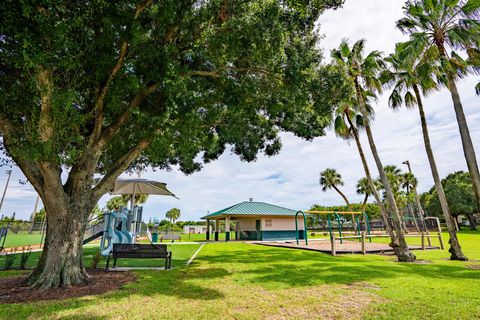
261 217 304 231
183 226 207 234
235 216 305 241
237 218 257 231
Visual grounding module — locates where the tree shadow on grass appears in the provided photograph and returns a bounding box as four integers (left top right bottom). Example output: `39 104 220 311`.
1 243 479 319
196 244 480 288
0 266 230 320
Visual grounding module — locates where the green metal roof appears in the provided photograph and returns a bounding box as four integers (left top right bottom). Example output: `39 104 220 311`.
201 201 298 219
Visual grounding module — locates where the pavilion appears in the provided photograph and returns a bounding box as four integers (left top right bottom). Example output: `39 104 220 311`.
201 200 305 241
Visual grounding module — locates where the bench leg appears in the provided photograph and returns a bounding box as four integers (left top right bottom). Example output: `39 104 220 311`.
165 258 168 270
106 256 110 270
113 257 117 268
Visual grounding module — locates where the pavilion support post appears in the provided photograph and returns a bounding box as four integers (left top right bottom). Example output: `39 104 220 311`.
215 219 219 241
225 217 230 241
206 220 210 241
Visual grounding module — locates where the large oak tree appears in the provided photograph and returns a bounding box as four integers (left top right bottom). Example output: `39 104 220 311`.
0 0 343 288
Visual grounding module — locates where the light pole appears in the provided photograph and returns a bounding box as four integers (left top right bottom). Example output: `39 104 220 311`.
0 170 13 213
402 161 429 239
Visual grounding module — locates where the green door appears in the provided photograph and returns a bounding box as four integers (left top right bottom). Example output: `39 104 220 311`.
255 219 261 240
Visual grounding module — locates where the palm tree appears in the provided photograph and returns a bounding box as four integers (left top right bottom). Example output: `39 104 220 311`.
382 45 467 260
319 168 351 208
332 39 415 262
397 0 480 215
333 99 395 239
166 208 181 224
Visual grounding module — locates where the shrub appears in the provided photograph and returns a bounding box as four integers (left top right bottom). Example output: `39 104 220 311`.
19 246 32 269
91 251 103 269
3 249 17 270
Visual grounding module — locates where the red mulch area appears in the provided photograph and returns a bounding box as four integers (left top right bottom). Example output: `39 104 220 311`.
0 269 136 304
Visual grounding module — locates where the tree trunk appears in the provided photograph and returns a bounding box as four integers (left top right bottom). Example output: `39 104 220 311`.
347 116 396 244
414 84 467 261
446 75 480 212
466 213 477 231
332 185 351 209
25 166 96 288
436 41 480 213
362 193 369 208
354 79 415 262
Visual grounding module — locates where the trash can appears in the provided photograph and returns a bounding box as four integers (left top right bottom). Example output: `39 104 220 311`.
152 232 158 243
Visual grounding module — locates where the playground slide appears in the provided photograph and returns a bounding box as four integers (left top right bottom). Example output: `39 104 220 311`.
101 228 132 256
100 211 133 256
83 231 104 245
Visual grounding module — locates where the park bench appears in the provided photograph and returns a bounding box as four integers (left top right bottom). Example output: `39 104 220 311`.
160 234 181 242
106 243 172 270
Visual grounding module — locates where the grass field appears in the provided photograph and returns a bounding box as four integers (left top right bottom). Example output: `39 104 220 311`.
0 231 479 319
1 230 219 248
1 232 44 248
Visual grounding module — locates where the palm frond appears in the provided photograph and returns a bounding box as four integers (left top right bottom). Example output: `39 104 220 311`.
389 88 404 110
475 81 480 95
404 91 417 108
462 0 480 15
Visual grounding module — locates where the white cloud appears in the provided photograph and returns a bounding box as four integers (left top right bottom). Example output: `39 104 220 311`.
1 0 479 222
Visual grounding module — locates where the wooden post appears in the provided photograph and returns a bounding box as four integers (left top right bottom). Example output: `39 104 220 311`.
421 232 425 250
331 232 336 256
361 231 366 255
438 232 444 250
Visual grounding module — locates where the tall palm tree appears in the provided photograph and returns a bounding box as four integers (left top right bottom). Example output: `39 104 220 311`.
333 99 395 239
319 168 351 208
397 0 480 214
381 45 467 260
332 39 415 262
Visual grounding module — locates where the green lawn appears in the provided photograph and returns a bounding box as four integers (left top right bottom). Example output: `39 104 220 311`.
1 232 479 319
1 232 43 248
0 244 201 270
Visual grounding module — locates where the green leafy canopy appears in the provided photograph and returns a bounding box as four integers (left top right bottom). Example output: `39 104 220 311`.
0 0 345 183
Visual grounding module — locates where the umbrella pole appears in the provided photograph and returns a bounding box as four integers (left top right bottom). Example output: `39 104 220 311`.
131 184 136 243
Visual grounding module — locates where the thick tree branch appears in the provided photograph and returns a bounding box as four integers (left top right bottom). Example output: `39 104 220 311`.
92 134 156 200
94 83 159 150
89 0 154 145
90 41 129 143
0 116 44 195
37 66 54 142
188 66 283 81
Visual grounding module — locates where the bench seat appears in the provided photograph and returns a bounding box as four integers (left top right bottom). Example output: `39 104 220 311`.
106 243 172 269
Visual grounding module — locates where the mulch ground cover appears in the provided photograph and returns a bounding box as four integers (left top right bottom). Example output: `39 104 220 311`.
0 269 136 304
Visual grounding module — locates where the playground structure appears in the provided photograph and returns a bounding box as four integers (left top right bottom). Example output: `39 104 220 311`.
83 206 152 256
259 210 444 255
0 213 15 252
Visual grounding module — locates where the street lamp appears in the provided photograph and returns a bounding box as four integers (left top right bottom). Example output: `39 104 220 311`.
0 170 13 213
402 160 428 235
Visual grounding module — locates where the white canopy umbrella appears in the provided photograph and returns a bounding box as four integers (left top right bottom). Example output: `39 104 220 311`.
110 178 177 241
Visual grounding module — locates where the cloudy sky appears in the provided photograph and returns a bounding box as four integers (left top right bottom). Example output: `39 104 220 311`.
1 0 479 222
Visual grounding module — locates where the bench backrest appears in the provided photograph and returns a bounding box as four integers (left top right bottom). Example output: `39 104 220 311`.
162 234 180 240
112 243 169 257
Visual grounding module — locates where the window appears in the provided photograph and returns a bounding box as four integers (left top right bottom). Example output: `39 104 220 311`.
265 219 272 227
